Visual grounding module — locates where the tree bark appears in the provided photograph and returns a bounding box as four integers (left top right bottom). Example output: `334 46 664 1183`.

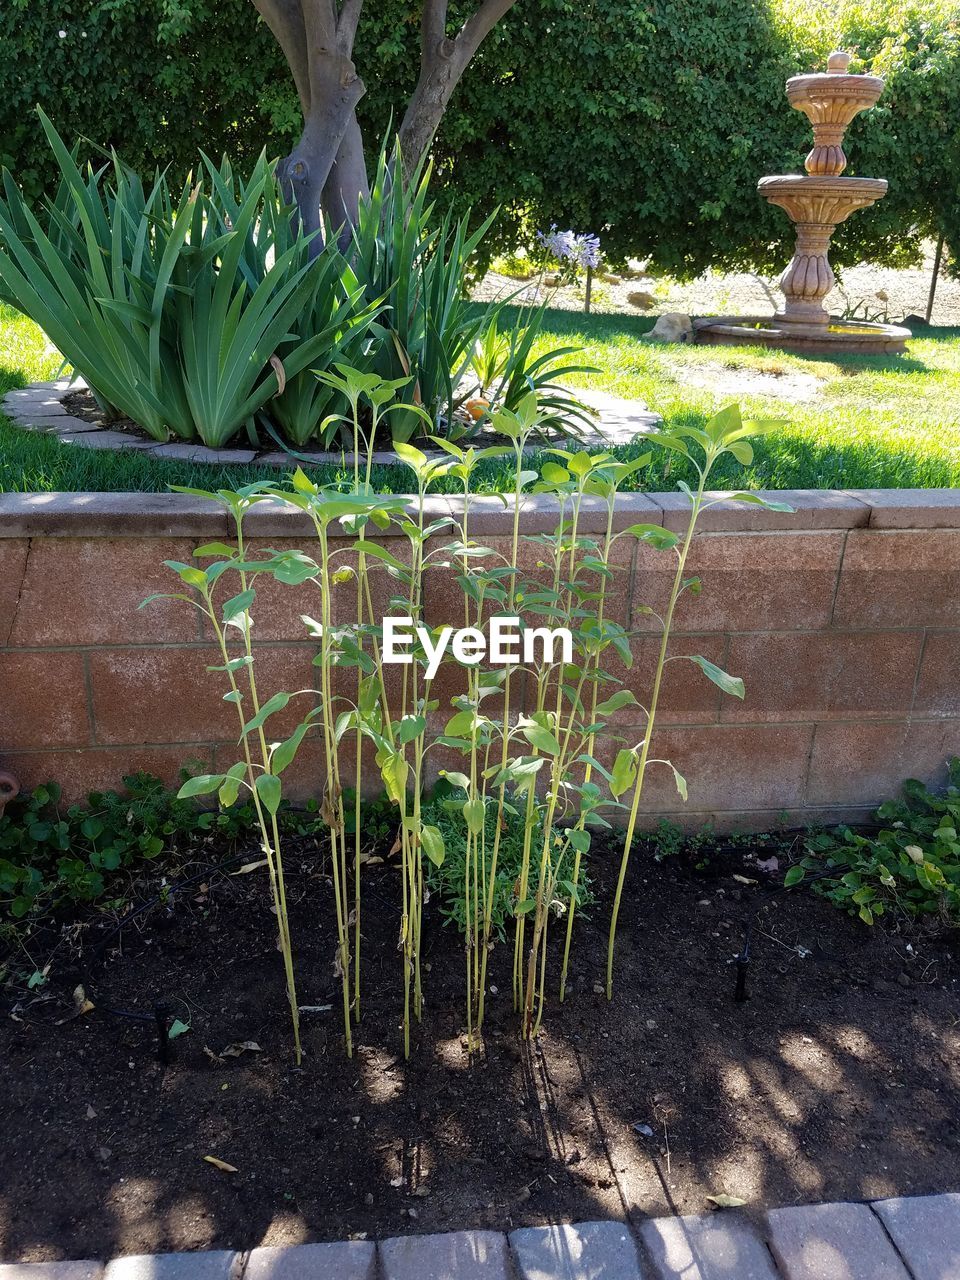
255 0 366 240
398 0 520 168
252 0 520 234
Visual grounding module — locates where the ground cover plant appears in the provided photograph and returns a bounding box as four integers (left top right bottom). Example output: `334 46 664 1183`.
145 384 789 1061
787 759 960 928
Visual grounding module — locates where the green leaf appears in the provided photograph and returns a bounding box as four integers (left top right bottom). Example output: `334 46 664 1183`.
255 772 282 816
784 866 806 887
463 796 485 835
381 753 409 805
222 588 255 622
168 1019 191 1039
568 828 592 854
610 748 638 799
178 773 225 798
398 714 426 744
272 722 311 775
724 492 795 513
218 762 247 808
522 723 561 755
420 824 445 868
624 523 678 550
686 655 745 699
242 692 292 737
594 689 640 717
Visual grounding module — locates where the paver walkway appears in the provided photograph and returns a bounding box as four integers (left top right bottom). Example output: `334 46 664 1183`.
3 1193 958 1280
2 381 661 467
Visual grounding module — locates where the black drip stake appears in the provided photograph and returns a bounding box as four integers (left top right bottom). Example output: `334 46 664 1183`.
154 1001 173 1064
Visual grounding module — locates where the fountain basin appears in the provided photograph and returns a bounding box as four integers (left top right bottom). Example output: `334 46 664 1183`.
758 174 888 223
693 316 911 356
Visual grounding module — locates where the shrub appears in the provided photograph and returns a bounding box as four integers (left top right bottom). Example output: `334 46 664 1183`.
0 772 236 927
2 1 957 280
786 758 960 927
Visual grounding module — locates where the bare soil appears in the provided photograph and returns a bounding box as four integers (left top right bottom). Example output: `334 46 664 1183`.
2 834 958 1262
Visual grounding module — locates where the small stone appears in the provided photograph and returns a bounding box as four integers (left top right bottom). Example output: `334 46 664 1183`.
642 312 693 343
646 1019 657 1029
364 1192 374 1205
897 972 911 988
593 982 605 995
628 290 656 309
634 1123 654 1137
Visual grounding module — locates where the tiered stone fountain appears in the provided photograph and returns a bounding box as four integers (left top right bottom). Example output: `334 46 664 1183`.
695 51 911 355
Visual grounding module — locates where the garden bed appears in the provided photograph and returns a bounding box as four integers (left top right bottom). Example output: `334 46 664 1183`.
3 830 958 1261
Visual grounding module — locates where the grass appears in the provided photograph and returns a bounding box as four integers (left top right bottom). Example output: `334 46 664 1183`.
2 301 959 495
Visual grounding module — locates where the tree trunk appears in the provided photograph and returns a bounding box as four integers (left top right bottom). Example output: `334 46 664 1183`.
279 50 365 242
398 0 520 170
321 112 369 242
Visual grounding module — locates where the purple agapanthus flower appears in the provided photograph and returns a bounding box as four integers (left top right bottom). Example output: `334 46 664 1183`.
536 224 601 269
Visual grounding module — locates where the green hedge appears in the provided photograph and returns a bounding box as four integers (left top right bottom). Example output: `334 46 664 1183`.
2 0 957 278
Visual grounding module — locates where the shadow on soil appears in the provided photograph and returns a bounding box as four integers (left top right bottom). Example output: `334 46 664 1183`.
2 829 957 1261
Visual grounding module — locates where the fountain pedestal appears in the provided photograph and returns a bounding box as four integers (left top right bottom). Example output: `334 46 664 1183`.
695 52 910 355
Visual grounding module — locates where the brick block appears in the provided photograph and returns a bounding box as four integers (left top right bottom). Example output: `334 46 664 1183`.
723 631 923 723
634 532 844 633
587 633 727 726
511 1220 650 1279
0 540 28 645
10 539 198 646
244 1242 376 1280
653 489 868 533
834 530 960 628
913 632 960 718
765 1202 909 1279
806 721 960 807
379 1230 511 1280
0 746 215 803
0 651 90 749
593 724 812 813
103 1254 239 1280
846 488 960 529
872 1193 960 1280
640 1212 779 1279
0 495 230 538
88 645 317 745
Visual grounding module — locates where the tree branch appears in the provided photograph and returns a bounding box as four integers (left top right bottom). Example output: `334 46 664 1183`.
336 0 364 56
399 0 519 166
456 0 518 63
421 0 450 71
253 0 311 112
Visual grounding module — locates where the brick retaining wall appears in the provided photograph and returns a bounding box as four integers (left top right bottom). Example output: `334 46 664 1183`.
1 488 958 826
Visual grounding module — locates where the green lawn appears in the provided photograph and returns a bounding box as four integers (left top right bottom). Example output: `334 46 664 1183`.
2 301 959 494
